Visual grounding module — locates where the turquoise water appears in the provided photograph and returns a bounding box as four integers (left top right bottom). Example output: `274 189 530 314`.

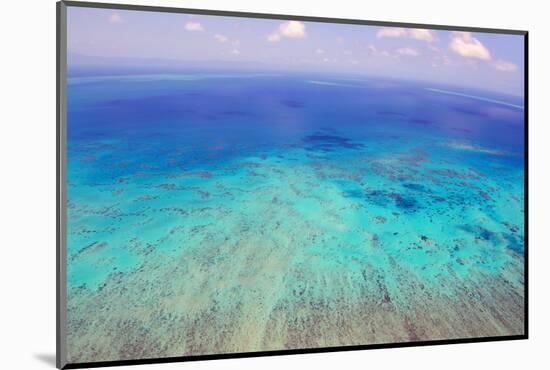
66 73 525 362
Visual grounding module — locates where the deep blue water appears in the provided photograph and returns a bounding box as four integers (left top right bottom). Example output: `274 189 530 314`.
67 73 524 185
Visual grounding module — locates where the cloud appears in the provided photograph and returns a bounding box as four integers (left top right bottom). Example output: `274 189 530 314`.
449 32 491 60
409 29 435 42
366 44 391 57
108 13 124 24
494 59 518 72
267 21 307 42
214 34 228 43
279 21 307 38
396 47 420 57
185 21 204 32
316 48 324 54
377 27 435 42
377 27 407 38
230 48 240 55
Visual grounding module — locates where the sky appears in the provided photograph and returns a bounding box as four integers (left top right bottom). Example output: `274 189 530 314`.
67 7 525 96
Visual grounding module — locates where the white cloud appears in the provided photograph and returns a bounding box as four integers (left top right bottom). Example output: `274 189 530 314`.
396 47 420 57
279 21 307 38
267 21 307 42
377 27 435 42
214 34 228 43
409 29 436 42
377 27 407 38
449 32 491 60
185 21 204 32
494 59 518 72
316 48 324 54
230 48 240 55
108 13 124 24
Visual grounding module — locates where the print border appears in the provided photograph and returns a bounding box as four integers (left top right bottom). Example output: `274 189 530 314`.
56 1 528 368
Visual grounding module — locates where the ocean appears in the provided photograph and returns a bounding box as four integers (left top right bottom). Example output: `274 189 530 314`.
66 72 525 362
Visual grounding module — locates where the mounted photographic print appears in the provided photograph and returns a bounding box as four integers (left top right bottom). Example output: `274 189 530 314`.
57 1 528 368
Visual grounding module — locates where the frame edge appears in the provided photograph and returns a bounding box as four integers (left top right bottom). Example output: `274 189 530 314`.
57 1 68 369
56 1 529 368
523 30 529 339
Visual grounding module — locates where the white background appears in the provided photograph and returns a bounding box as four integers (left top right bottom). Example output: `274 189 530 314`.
2 0 548 369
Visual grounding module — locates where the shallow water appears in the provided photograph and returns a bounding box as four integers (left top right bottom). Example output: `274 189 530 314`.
66 73 525 363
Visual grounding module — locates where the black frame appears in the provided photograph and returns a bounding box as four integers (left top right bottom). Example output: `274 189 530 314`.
56 1 529 368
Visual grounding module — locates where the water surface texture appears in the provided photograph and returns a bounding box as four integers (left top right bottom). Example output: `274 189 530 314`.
66 73 525 363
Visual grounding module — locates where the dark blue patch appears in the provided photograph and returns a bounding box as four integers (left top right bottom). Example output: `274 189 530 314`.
458 225 497 243
502 233 524 254
410 119 432 126
363 190 419 211
392 194 418 210
402 183 428 192
450 127 472 134
453 106 488 117
479 228 493 240
302 133 364 151
364 190 391 207
459 225 524 254
281 99 305 109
